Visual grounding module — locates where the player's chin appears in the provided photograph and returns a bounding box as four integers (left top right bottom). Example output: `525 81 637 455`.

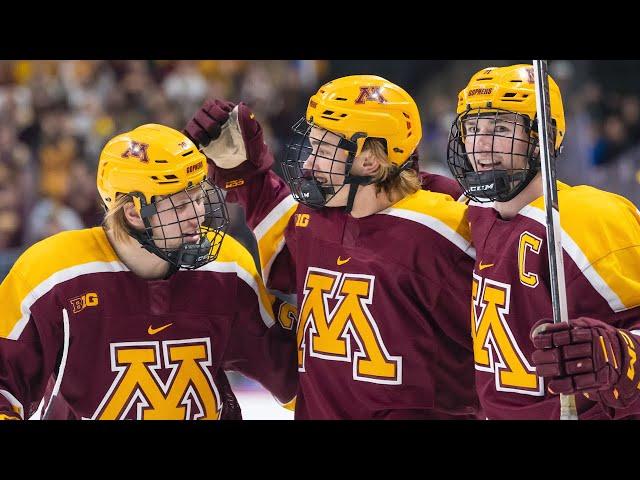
325 192 347 208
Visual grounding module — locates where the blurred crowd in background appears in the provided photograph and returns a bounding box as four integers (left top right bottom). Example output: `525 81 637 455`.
0 59 639 280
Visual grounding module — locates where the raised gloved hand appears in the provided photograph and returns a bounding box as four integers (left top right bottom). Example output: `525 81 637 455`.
183 99 274 188
184 99 235 150
531 316 640 409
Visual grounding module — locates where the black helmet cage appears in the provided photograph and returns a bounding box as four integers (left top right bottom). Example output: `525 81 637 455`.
281 117 361 209
129 179 229 269
447 108 558 202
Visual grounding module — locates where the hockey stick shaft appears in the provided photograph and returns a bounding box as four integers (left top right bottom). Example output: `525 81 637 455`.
532 60 578 420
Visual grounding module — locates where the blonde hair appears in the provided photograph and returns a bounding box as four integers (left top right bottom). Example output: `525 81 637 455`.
362 138 421 200
102 194 135 243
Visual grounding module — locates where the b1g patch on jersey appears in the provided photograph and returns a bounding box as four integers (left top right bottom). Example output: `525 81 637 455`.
297 267 402 385
69 292 99 313
294 213 310 227
91 338 222 420
472 272 544 396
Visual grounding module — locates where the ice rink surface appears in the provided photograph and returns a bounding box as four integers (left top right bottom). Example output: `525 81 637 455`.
234 383 294 420
29 378 294 420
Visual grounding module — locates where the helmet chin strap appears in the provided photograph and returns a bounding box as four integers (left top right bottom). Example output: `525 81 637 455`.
126 225 178 277
342 157 412 213
343 175 374 214
127 226 161 256
341 142 374 214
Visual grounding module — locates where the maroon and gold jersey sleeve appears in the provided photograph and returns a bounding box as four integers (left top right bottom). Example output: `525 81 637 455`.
214 235 298 404
523 184 640 316
0 266 59 419
223 168 299 294
469 182 640 419
0 227 121 419
223 291 298 405
419 171 464 200
528 185 640 412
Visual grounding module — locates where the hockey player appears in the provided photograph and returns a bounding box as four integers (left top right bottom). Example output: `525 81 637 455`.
185 75 480 419
447 64 640 419
0 123 297 420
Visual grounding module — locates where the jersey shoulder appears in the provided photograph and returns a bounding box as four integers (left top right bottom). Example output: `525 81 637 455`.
11 227 119 286
381 189 474 257
1 227 119 338
528 183 640 252
214 232 260 277
527 183 640 311
208 232 276 327
390 190 471 238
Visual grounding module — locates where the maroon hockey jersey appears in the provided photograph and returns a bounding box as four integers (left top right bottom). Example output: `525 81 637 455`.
0 227 297 420
469 182 640 419
226 170 480 419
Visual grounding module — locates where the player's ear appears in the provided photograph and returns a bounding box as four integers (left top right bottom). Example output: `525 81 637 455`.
357 150 381 176
123 201 145 230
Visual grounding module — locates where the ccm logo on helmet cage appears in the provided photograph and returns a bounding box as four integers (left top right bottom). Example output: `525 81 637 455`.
121 141 150 163
355 87 387 104
469 183 495 192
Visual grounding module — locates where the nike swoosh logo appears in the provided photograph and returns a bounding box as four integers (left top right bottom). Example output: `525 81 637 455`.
148 323 174 335
478 262 495 271
337 256 351 266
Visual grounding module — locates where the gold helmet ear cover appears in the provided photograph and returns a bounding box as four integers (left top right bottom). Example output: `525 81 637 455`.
98 124 229 269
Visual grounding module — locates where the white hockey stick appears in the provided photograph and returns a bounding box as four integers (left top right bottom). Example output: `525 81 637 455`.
533 60 578 420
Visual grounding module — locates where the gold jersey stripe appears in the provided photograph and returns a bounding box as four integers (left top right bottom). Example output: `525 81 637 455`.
525 182 640 311
205 234 276 327
0 228 122 338
381 190 475 258
254 198 298 281
0 389 24 419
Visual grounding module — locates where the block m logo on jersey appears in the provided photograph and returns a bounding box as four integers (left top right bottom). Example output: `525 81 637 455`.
91 338 222 420
472 273 544 396
297 267 402 384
